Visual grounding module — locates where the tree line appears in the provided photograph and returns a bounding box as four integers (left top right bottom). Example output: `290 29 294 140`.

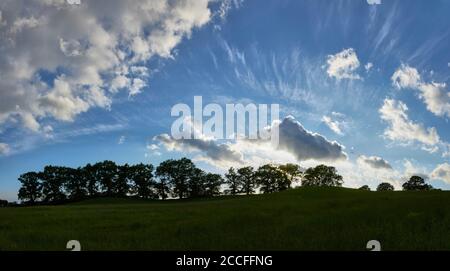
5 157 436 206
15 158 345 205
359 175 434 192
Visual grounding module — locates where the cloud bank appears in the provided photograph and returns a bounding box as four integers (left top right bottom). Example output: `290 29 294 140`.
154 116 347 168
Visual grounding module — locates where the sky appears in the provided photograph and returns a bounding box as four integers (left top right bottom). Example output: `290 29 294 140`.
0 0 449 201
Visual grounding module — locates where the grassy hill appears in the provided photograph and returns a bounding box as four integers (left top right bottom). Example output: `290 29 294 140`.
1 187 450 251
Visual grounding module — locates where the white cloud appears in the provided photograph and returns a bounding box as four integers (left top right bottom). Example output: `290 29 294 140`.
379 98 440 146
391 64 421 89
216 0 243 22
38 77 91 122
145 143 161 156
118 135 125 145
367 0 382 5
146 144 159 151
0 0 214 134
322 115 344 135
111 75 131 92
0 142 10 155
417 82 450 118
402 159 429 180
154 116 347 169
275 116 348 161
326 48 361 80
129 78 147 96
392 64 450 118
130 66 149 77
431 163 450 184
365 62 373 72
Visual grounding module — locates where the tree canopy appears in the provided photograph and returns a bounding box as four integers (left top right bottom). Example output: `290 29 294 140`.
302 165 343 187
402 176 433 191
377 182 394 191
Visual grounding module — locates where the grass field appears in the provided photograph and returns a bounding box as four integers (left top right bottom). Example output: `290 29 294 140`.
1 187 450 251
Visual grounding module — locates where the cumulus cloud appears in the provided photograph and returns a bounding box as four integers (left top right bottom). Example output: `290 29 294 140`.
392 64 450 118
367 0 382 5
431 163 450 184
153 115 347 169
417 82 450 118
326 48 361 80
272 116 347 161
0 142 10 155
357 155 392 170
0 0 214 134
379 98 440 146
391 64 421 89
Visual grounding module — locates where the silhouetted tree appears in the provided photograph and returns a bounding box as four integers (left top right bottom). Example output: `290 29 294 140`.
302 165 343 187
130 163 156 199
156 158 195 199
358 185 371 191
155 175 170 200
95 161 118 196
237 166 256 195
18 172 42 203
203 173 223 197
82 163 99 196
376 182 394 191
0 199 9 207
224 167 241 195
402 175 432 191
187 168 206 198
278 163 303 187
64 167 88 200
40 166 67 202
115 164 131 197
255 164 289 193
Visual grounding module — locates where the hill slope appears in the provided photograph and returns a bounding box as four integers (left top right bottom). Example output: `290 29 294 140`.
1 187 450 250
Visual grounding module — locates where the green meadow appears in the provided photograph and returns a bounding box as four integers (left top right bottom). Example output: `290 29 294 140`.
1 187 450 251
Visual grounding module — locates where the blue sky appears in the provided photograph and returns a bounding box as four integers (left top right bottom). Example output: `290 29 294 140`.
0 0 449 201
